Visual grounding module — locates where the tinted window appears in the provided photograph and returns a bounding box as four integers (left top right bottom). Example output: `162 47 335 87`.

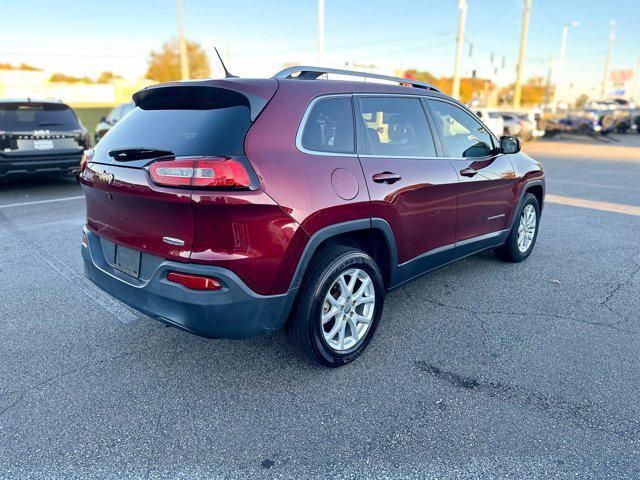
430 101 495 158
301 97 354 154
106 105 123 124
0 103 80 130
107 103 135 124
358 97 436 157
97 95 251 157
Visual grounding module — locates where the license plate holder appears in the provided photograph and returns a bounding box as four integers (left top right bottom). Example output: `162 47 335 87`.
113 245 141 277
33 139 54 150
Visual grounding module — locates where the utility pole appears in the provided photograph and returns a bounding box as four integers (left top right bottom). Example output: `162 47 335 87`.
600 20 616 99
513 0 532 108
317 0 325 64
452 0 467 100
177 0 190 80
551 21 578 113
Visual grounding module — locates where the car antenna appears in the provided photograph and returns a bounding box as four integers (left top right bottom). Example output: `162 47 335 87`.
214 47 237 78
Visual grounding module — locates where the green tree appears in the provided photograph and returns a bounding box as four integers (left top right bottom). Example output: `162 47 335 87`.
0 63 42 71
96 71 123 83
49 73 94 83
145 38 211 82
574 94 589 108
499 77 550 106
404 70 494 103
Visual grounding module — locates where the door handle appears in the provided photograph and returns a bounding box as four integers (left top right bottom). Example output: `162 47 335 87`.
372 172 402 184
460 167 478 177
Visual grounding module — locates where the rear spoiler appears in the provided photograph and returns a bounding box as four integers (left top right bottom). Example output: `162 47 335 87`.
132 79 278 122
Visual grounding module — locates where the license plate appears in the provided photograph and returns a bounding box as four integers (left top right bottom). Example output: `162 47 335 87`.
113 245 141 277
33 139 54 150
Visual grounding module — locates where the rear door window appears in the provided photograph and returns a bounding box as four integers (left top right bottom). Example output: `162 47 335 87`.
357 96 436 157
300 96 355 154
0 103 80 131
429 100 495 158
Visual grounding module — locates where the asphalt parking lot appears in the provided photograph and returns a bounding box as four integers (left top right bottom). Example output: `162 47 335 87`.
0 135 638 479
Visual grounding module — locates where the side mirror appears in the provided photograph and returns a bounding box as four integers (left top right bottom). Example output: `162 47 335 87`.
500 135 521 154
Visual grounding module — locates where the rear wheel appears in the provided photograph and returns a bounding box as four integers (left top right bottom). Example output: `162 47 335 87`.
286 245 385 367
495 193 540 262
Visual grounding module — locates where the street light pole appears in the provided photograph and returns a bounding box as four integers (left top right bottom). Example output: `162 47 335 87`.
633 58 640 103
600 20 616 99
317 0 325 64
177 0 190 80
452 0 467 100
513 0 532 108
544 57 554 109
551 21 578 113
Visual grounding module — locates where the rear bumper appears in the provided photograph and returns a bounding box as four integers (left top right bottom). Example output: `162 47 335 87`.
81 228 296 339
0 154 82 177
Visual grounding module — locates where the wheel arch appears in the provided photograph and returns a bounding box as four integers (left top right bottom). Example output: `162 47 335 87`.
288 219 398 292
525 182 545 211
509 179 545 233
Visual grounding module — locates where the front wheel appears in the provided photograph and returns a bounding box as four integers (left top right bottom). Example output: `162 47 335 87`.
286 245 385 367
495 193 540 262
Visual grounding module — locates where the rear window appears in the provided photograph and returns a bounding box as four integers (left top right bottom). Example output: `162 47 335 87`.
300 96 355 154
97 87 252 157
0 103 80 130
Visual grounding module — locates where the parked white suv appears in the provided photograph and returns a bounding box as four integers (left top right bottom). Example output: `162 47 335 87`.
474 109 504 137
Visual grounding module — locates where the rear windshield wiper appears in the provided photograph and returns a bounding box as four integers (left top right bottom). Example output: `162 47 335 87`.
108 147 175 161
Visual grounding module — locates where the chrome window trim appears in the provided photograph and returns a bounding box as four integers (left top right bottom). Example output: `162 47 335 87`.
295 94 356 157
358 154 442 160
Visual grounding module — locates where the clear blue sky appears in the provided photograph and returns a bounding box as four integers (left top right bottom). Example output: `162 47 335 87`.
2 0 638 97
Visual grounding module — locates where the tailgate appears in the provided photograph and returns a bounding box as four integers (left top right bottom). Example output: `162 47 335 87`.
0 131 84 158
80 80 278 262
83 162 194 261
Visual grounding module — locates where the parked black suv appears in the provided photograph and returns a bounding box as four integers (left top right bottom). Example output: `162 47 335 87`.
0 99 90 178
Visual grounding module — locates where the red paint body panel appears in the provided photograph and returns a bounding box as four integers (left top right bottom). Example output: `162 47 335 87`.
244 82 372 236
358 157 458 263
450 154 518 241
189 190 308 295
82 162 194 261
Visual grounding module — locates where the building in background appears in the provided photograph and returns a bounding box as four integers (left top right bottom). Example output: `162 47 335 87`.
0 69 153 107
605 69 635 99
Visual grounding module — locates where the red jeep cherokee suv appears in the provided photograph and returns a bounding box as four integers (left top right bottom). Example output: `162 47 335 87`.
81 67 544 367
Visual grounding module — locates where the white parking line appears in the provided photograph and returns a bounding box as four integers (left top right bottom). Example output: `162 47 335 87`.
0 195 85 209
546 194 640 217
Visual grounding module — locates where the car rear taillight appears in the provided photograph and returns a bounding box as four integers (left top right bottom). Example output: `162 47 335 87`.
81 149 94 172
149 157 251 189
167 271 222 290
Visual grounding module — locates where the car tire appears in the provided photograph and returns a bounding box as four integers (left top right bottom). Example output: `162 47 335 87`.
495 193 540 263
286 245 385 367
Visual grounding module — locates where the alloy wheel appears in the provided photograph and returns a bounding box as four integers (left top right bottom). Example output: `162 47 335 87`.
321 268 376 351
517 204 537 253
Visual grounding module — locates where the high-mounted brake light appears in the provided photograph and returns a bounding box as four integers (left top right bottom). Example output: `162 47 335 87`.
81 149 94 172
167 271 222 290
149 157 251 189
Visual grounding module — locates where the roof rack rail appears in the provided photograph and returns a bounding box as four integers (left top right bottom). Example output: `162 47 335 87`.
272 66 440 92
